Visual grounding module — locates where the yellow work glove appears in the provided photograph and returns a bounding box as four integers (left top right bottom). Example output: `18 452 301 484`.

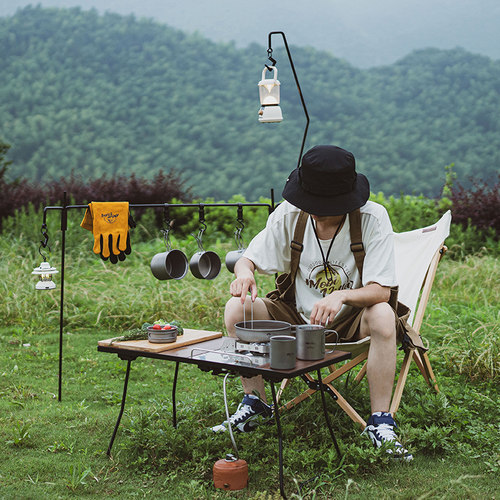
80 202 130 259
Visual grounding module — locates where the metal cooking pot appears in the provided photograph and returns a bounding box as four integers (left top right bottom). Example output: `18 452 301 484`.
234 320 292 343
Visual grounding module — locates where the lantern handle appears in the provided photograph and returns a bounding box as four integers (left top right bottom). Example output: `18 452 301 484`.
261 66 278 81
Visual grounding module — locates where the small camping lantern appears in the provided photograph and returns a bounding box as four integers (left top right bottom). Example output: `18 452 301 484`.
32 262 58 290
258 66 283 123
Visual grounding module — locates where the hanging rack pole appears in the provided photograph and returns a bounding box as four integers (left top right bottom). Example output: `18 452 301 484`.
58 192 67 402
268 31 309 170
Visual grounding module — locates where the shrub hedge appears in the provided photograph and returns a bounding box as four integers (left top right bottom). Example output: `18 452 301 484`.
1 141 499 257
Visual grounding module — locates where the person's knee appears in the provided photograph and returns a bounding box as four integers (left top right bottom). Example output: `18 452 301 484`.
224 297 244 336
362 302 396 342
224 297 271 336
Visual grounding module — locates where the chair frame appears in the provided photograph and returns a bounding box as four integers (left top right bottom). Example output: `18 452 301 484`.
277 241 448 429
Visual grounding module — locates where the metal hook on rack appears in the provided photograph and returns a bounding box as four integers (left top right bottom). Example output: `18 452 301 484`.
192 204 207 253
234 204 245 250
267 47 277 66
161 204 174 252
39 223 50 261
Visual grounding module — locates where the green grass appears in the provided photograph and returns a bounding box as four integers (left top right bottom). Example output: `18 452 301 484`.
0 232 499 498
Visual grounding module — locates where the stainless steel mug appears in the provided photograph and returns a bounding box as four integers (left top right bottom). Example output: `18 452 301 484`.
225 248 246 273
150 250 189 280
189 250 221 280
270 335 296 370
295 325 330 361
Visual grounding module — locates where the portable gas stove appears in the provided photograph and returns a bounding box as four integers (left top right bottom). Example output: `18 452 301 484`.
190 337 270 367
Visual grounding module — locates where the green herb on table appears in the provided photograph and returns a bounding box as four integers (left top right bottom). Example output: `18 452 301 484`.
107 321 183 345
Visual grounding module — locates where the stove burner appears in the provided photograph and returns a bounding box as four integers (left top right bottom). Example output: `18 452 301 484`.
235 341 270 355
189 337 270 367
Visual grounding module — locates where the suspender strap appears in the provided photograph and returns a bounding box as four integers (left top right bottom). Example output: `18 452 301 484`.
269 210 308 304
289 210 308 280
349 209 365 278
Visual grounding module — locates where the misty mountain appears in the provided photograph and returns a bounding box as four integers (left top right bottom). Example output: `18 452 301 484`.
1 0 499 68
1 6 499 200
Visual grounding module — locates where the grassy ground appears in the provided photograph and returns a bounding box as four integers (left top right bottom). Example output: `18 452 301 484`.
0 232 499 499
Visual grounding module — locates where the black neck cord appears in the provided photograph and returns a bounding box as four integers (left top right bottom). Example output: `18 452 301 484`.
311 215 346 280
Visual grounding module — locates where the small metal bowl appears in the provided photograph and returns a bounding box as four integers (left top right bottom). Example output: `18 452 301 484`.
147 326 178 344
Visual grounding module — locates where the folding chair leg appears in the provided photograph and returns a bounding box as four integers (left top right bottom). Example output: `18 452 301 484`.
420 351 439 393
279 374 317 412
412 351 431 386
321 351 369 385
276 379 290 404
326 383 366 429
389 350 413 416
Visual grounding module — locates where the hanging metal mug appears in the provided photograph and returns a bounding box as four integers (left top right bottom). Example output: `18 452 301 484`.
151 224 189 281
189 221 221 280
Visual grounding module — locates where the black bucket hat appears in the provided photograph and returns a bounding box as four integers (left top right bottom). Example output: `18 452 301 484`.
282 145 370 216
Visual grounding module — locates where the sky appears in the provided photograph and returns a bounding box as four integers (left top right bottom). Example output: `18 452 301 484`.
1 0 499 67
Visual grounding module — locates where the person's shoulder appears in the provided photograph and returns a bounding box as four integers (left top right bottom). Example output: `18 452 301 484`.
266 201 302 230
360 200 389 218
359 201 392 228
274 200 301 214
270 201 301 219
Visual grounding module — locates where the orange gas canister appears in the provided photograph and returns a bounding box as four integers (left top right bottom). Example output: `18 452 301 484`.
213 454 248 491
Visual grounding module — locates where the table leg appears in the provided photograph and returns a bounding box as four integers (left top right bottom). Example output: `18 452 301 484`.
316 369 341 459
107 359 132 456
172 361 179 428
270 381 287 499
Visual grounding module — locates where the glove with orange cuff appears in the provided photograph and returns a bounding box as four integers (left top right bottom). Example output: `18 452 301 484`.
80 202 135 264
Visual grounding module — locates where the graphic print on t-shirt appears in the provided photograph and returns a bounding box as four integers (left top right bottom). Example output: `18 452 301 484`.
305 260 354 297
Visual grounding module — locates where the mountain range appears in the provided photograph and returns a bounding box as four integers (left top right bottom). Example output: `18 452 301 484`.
1 0 500 68
1 6 499 200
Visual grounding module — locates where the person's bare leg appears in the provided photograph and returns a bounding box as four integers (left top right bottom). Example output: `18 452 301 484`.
224 296 272 402
359 302 397 413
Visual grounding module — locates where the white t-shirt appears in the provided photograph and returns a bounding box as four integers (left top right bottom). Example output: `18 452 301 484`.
243 200 397 323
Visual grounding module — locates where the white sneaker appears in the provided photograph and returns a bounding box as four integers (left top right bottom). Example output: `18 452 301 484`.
363 412 413 461
211 394 273 433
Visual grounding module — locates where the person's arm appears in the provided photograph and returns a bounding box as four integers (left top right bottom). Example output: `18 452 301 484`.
310 282 390 326
230 257 258 303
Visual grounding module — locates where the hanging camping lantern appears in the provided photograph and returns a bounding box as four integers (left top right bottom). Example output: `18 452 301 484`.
32 261 58 290
258 66 283 123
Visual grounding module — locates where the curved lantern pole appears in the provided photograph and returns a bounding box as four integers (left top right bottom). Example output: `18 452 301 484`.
261 31 310 169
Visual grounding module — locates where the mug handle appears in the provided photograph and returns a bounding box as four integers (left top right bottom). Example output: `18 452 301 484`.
324 329 340 344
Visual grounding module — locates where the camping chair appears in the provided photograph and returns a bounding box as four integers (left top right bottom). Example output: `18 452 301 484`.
277 210 452 428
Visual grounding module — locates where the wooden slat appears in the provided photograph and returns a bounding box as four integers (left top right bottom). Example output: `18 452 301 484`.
390 350 413 415
98 328 222 353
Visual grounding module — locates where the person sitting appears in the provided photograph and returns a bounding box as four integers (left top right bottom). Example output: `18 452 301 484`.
212 145 412 460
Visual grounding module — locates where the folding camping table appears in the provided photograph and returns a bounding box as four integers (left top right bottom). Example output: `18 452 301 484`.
98 330 351 498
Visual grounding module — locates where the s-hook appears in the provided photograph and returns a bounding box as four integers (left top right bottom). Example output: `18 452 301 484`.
39 223 50 261
161 204 175 252
193 204 208 253
234 204 245 250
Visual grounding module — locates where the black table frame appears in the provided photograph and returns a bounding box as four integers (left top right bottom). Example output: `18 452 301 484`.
98 338 351 498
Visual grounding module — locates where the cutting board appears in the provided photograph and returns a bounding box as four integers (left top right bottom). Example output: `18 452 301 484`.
98 328 222 353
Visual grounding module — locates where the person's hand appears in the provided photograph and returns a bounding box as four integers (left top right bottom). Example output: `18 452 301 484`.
230 275 258 303
310 291 346 325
